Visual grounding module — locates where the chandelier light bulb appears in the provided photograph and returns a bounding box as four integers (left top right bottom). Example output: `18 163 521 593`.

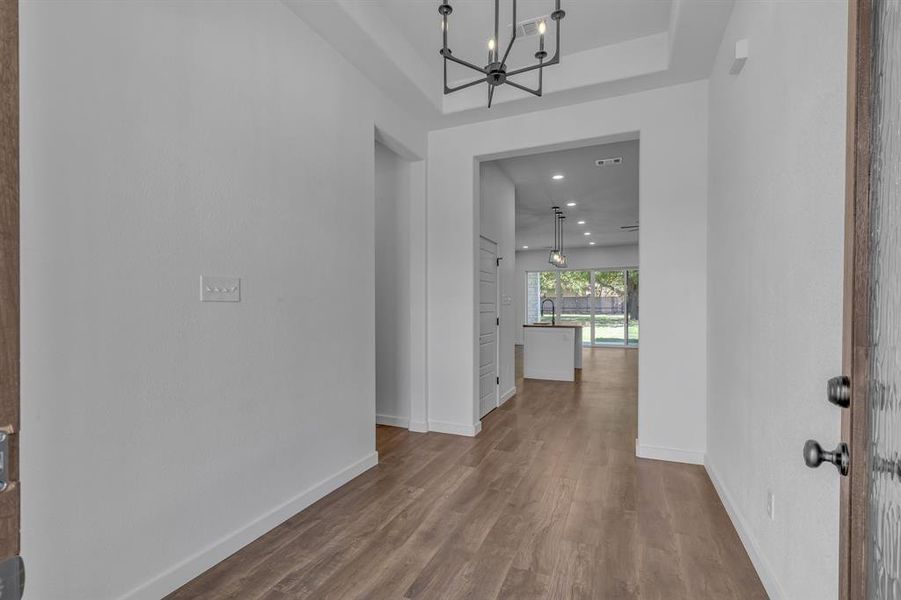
538 21 547 35
488 38 496 51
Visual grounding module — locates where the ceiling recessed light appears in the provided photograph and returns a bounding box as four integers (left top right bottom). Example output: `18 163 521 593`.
577 220 586 225
552 174 564 180
566 202 576 207
589 242 596 246
522 245 529 249
584 232 591 236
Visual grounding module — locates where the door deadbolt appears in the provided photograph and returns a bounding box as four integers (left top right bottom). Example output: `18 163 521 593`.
827 375 851 408
803 439 850 476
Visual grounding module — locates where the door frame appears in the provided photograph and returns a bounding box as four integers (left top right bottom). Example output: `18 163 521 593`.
0 0 20 566
840 0 873 597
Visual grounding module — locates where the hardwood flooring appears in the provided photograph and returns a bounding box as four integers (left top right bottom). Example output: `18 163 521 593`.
168 347 766 599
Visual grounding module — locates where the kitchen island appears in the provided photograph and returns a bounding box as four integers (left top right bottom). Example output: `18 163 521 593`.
522 324 583 381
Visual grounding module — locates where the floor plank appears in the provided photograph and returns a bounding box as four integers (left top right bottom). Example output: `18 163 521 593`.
167 346 766 599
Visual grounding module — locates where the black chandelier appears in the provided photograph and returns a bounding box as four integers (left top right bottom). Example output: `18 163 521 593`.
438 0 565 108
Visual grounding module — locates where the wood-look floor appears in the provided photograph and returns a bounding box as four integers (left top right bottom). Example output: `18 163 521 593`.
168 347 766 599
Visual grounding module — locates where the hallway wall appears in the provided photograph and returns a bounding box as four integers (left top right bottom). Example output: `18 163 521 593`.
19 2 427 598
705 1 847 598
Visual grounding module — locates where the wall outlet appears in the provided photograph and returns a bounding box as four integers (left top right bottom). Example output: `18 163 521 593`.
766 491 775 520
200 276 241 302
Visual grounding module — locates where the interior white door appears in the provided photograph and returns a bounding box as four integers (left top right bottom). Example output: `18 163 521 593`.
478 237 499 419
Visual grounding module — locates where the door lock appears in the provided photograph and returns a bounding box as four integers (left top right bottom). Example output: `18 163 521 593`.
803 439 850 476
827 375 851 408
0 425 15 492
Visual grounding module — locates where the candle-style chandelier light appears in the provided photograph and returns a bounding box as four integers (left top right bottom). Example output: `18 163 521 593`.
549 207 567 268
438 0 565 108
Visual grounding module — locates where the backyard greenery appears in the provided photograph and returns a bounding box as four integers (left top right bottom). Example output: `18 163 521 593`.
537 313 639 344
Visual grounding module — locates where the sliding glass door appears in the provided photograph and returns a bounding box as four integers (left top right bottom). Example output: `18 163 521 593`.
560 271 592 345
592 270 625 345
526 268 639 347
626 270 639 345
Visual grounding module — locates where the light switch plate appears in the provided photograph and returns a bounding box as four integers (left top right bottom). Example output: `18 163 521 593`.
200 276 241 302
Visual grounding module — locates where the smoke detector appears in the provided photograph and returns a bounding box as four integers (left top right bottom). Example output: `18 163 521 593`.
595 157 623 167
513 16 550 38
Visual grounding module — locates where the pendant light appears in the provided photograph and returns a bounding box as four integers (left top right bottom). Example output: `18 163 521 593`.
548 207 567 268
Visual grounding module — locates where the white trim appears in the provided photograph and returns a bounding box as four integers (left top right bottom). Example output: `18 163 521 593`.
499 386 516 405
429 419 482 437
375 414 410 429
705 459 787 600
408 419 428 433
118 451 379 600
634 439 704 465
523 370 575 382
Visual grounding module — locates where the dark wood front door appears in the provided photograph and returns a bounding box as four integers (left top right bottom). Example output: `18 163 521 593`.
0 0 20 592
839 0 900 597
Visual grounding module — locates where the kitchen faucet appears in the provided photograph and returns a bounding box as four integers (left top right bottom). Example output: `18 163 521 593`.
540 298 556 326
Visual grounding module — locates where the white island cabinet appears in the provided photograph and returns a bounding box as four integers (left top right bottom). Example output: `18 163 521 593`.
522 324 583 381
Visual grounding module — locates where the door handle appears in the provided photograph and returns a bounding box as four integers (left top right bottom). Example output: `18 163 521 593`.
803 439 849 476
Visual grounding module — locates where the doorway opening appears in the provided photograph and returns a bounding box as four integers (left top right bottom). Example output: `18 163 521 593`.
374 140 413 430
479 136 640 405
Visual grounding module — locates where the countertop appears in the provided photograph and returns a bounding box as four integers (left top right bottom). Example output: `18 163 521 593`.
523 324 584 329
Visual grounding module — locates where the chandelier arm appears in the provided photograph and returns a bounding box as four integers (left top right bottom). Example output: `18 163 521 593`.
440 50 489 74
505 7 562 78
488 84 496 108
505 78 541 97
445 76 487 94
498 0 518 67
504 53 558 78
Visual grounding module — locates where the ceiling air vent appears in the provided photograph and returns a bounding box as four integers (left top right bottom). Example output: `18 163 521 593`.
513 16 549 38
595 157 623 167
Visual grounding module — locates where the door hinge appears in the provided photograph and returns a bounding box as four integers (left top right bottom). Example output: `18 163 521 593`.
496 376 500 385
0 556 25 600
496 317 500 326
496 257 502 266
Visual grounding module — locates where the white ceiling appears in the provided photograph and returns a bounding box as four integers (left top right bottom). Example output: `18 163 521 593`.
487 139 639 250
281 0 735 125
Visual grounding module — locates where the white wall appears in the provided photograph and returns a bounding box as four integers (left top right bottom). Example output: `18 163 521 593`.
514 245 639 344
19 2 427 599
479 164 516 401
427 81 708 455
375 142 412 427
705 2 847 598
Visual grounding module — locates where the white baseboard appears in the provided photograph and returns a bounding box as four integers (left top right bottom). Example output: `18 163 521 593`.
429 419 482 437
705 459 786 600
523 369 574 382
376 414 410 429
634 439 705 465
499 386 516 405
408 419 428 433
119 451 379 600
